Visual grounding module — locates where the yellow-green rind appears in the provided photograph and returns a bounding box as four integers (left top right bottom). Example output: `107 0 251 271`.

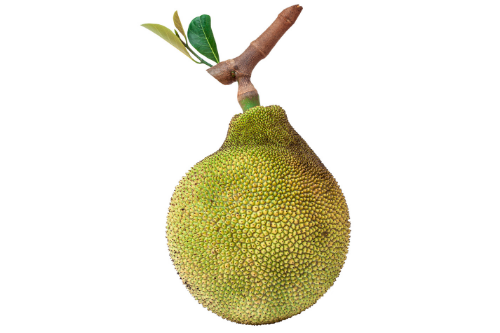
166 105 350 325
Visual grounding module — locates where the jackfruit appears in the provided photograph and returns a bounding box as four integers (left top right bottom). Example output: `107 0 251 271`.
166 105 350 325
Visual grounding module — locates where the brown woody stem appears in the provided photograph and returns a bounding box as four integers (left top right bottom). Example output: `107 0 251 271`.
207 5 303 111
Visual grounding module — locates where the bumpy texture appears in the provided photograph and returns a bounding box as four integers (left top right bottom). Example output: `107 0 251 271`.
166 106 350 325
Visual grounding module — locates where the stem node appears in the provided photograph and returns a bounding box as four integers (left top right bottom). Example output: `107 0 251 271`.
207 5 302 111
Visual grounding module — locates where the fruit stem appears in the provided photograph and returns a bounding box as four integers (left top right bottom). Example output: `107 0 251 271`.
206 5 302 111
237 75 260 111
239 95 260 112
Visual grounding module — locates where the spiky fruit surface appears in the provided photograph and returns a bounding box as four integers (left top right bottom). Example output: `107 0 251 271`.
166 105 350 325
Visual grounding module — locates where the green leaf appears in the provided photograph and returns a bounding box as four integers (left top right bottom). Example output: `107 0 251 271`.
141 23 198 63
173 11 187 42
187 15 220 63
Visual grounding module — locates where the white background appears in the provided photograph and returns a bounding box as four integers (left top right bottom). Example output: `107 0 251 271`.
1 0 499 332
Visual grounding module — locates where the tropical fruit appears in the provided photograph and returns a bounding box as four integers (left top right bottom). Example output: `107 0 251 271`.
143 4 350 325
166 105 350 325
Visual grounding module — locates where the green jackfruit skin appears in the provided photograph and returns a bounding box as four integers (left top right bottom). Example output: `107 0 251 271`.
166 106 350 325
